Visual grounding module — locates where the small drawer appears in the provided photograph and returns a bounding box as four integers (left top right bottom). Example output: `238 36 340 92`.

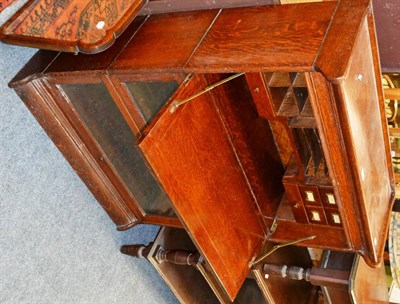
305 206 327 225
319 187 338 208
283 183 309 223
299 185 322 206
325 208 343 227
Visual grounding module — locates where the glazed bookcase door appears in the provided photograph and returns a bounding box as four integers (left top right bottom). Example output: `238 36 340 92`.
49 76 179 225
108 74 185 134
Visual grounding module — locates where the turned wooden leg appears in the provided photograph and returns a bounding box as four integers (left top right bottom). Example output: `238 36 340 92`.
154 246 201 266
120 243 153 259
262 263 350 288
121 243 200 266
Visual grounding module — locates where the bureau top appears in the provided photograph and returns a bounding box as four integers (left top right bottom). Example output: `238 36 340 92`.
11 0 373 86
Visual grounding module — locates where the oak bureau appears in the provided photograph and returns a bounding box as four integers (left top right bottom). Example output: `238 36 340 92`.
8 0 393 302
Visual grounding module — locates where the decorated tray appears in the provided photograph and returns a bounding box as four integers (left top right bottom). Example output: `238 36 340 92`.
0 0 146 53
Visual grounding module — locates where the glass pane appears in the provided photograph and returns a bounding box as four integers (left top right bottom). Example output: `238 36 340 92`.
60 83 175 218
125 81 179 123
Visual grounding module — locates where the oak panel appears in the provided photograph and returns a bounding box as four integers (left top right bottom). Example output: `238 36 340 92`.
335 18 394 265
187 3 336 73
139 75 265 300
110 10 219 73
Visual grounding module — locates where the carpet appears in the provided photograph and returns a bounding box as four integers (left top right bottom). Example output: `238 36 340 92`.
0 4 177 304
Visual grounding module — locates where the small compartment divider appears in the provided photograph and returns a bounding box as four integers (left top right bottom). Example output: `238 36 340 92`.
264 72 312 118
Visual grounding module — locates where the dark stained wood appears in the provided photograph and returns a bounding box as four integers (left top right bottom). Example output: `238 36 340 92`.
0 0 147 54
130 227 222 304
14 79 138 229
14 73 183 230
123 227 269 303
121 243 200 266
102 75 143 136
52 77 180 222
261 250 388 303
110 10 219 73
140 0 279 15
262 263 351 288
310 268 350 287
9 50 59 88
186 2 336 73
138 75 265 300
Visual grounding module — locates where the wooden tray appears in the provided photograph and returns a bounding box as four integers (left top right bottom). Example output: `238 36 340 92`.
0 0 146 53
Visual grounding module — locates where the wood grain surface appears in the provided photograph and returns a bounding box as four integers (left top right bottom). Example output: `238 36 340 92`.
187 2 336 73
315 0 371 81
110 10 218 73
333 17 394 266
138 75 265 300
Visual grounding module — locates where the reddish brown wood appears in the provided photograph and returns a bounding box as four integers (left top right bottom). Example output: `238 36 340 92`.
120 243 152 258
306 72 364 256
186 2 336 73
138 75 265 300
330 17 394 266
315 0 371 81
283 183 308 224
205 73 284 221
245 73 277 120
0 0 147 54
45 16 148 74
312 250 389 303
110 10 219 73
8 2 394 300
267 219 348 250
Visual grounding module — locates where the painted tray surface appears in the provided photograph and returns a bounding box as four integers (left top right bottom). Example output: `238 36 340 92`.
0 0 146 53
